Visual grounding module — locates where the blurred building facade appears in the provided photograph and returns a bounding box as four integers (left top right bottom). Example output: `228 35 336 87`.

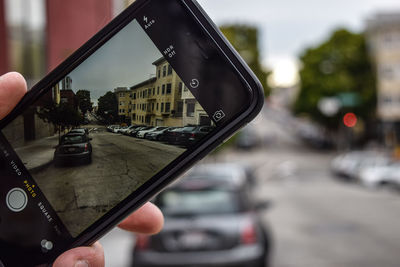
0 0 8 74
46 0 113 71
3 0 114 147
367 13 400 145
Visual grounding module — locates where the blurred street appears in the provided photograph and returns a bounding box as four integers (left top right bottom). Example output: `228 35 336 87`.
218 105 400 267
101 105 400 266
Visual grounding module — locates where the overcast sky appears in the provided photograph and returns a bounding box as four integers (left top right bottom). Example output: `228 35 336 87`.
197 0 400 85
6 0 400 85
68 19 161 103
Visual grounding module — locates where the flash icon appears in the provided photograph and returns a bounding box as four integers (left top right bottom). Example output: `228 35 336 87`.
143 16 148 23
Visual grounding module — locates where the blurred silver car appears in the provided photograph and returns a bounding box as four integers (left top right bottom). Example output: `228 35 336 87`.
359 164 400 189
132 165 271 267
331 151 391 180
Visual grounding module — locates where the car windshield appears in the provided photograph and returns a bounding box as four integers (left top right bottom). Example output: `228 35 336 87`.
158 189 239 216
61 135 86 144
182 127 196 132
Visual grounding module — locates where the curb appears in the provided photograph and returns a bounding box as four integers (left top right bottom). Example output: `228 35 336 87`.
29 159 54 174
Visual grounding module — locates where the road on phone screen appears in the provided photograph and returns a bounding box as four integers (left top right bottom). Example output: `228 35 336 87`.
32 126 184 237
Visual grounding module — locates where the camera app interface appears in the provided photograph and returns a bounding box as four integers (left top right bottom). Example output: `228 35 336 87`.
1 18 214 238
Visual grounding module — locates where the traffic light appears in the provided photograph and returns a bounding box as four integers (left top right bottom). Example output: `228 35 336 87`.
343 112 357 128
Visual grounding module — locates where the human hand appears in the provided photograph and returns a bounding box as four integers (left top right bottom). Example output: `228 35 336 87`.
0 72 164 267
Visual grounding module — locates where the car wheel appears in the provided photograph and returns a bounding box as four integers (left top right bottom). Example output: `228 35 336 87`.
86 155 92 164
54 159 61 167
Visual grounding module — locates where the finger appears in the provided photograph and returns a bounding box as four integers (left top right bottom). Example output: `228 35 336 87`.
0 72 27 119
118 202 164 234
53 241 104 267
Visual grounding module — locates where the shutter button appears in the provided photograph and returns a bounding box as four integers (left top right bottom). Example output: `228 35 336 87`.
6 188 28 212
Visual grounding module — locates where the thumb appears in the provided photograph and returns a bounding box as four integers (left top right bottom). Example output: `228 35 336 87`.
52 242 105 267
0 72 27 119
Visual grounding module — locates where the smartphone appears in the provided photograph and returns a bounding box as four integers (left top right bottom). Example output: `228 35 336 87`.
0 0 264 265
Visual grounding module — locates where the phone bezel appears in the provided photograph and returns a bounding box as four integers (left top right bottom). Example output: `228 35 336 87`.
0 0 264 263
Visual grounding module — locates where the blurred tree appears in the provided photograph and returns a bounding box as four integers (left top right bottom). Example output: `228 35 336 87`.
97 91 118 124
294 29 376 130
76 90 93 115
220 25 270 96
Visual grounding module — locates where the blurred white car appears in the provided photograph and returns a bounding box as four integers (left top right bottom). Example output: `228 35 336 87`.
359 164 400 189
331 151 391 180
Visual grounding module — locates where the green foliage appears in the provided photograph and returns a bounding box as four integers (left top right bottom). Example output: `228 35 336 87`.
220 25 270 96
37 101 83 138
97 91 118 124
76 90 93 115
294 29 376 129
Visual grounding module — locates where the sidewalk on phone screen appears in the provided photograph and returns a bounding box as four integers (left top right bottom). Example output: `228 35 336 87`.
14 135 59 172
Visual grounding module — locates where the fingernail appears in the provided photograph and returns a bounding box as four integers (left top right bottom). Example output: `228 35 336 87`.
74 260 89 267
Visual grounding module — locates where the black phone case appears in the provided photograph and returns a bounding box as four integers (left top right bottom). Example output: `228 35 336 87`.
0 0 264 265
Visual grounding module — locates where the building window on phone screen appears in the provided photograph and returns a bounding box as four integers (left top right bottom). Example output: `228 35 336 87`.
162 85 165 95
165 102 171 113
166 83 172 94
163 66 167 77
187 102 195 117
158 69 161 78
161 103 164 112
167 65 172 75
157 103 159 111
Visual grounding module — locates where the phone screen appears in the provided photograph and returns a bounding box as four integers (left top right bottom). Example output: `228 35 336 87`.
0 0 252 264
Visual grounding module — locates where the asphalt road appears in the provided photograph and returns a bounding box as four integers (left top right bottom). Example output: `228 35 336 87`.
33 127 184 237
99 106 400 267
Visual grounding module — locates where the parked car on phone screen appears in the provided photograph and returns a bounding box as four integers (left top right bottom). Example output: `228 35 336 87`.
69 128 89 135
145 127 176 141
119 125 135 135
130 126 153 137
176 126 215 147
137 127 167 139
54 133 92 166
164 127 184 144
132 164 271 267
126 125 146 136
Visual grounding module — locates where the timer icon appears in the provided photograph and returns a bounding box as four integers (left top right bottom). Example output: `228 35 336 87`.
190 79 200 89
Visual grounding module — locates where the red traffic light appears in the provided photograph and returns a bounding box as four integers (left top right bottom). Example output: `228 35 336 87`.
343 112 357 128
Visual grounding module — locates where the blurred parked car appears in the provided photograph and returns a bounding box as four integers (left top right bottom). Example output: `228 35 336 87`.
359 164 400 189
188 163 258 188
331 151 391 180
54 133 92 166
236 125 261 150
132 164 271 267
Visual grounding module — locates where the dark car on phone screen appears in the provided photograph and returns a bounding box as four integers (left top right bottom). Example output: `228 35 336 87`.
145 127 176 141
176 125 215 147
54 133 93 166
132 165 271 267
163 127 184 144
